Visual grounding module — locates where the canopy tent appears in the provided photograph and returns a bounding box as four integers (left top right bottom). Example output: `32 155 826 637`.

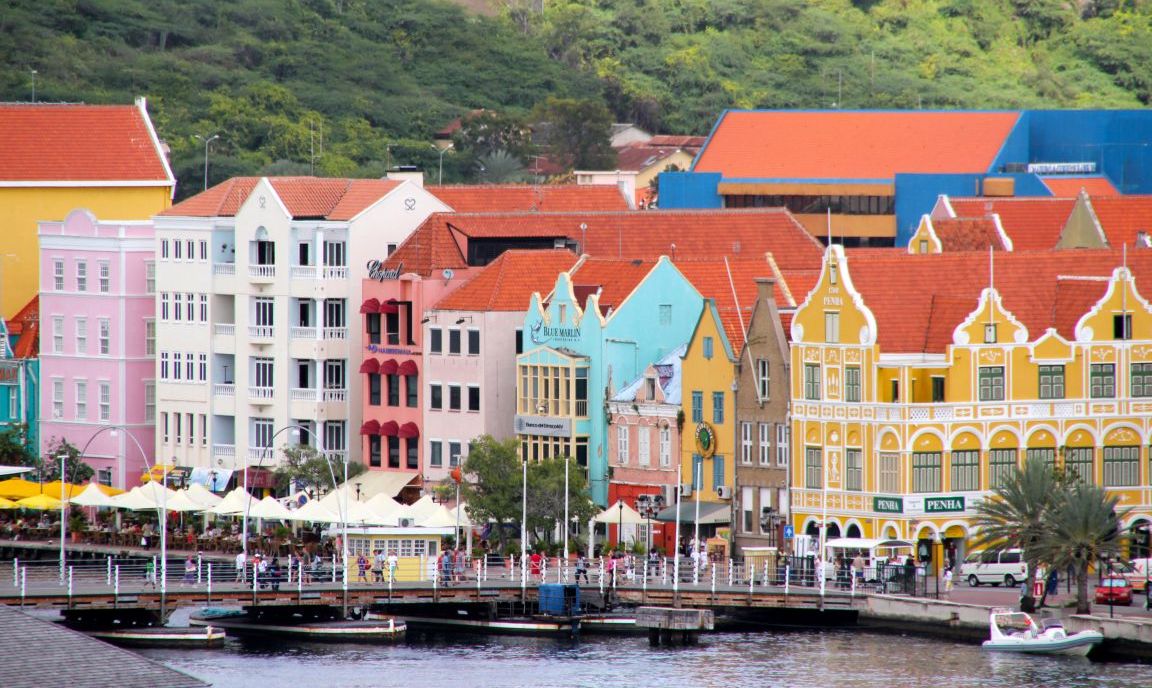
593 500 648 525
136 481 180 506
0 496 18 509
0 465 32 478
404 495 439 521
0 479 45 499
110 485 178 511
289 498 340 524
185 483 223 507
163 490 212 513
205 487 254 516
247 496 293 520
449 502 473 528
654 501 731 525
316 490 394 525
417 505 458 528
364 493 405 520
69 482 122 508
16 493 61 510
337 471 418 501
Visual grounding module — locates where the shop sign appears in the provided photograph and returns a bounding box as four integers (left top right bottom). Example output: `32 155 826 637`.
694 422 717 459
514 415 572 438
873 496 903 514
366 259 403 281
529 319 581 345
366 344 414 355
1026 162 1096 175
925 496 965 513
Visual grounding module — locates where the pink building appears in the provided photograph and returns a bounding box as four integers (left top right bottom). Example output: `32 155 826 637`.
39 209 155 488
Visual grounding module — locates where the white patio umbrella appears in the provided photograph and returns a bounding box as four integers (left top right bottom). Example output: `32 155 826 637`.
185 483 223 507
248 495 292 520
364 493 404 520
111 486 160 510
163 490 212 513
290 498 340 523
70 482 120 508
418 505 457 528
449 502 473 528
405 495 438 520
135 481 180 508
206 487 254 516
592 500 647 525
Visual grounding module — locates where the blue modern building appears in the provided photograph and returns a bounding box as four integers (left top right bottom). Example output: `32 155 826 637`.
514 256 703 505
659 109 1152 247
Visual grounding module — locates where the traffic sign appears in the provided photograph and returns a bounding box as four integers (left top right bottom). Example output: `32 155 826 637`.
783 525 794 539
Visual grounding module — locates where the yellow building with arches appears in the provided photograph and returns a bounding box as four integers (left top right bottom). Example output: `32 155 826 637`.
789 245 1152 568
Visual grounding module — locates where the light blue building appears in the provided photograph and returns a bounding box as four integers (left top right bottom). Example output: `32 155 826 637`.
514 256 703 505
0 308 40 453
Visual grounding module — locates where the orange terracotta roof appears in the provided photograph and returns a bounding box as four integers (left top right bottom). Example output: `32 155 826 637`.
565 258 656 315
645 135 706 149
161 177 401 219
839 249 1152 352
1087 196 1152 249
0 103 172 183
386 209 824 278
676 258 781 351
1042 176 1118 197
430 250 579 312
428 185 630 213
947 197 1076 251
933 218 1007 251
614 144 684 173
694 111 1020 179
7 295 39 359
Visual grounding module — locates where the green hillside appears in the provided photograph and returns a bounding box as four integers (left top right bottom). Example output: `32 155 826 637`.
2 0 1149 197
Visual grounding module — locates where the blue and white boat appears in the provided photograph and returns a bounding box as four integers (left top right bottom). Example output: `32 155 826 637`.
981 608 1102 657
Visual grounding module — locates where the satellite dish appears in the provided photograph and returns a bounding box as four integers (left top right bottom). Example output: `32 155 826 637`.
442 268 454 280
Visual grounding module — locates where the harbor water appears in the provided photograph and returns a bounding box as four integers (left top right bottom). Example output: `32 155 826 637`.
140 627 1152 688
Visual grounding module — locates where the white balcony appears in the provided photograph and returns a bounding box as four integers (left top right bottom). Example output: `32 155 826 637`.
290 326 317 340
322 266 348 279
213 383 235 396
290 388 318 401
248 325 275 341
291 266 317 279
323 388 348 403
213 263 236 276
213 323 235 336
249 386 274 403
289 388 348 403
248 446 273 461
212 444 235 459
324 450 348 463
322 327 348 341
249 264 276 280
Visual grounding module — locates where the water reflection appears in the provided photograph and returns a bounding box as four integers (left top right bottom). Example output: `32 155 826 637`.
142 630 1152 688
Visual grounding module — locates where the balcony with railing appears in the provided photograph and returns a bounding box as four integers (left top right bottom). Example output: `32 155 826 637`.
213 383 235 397
289 387 348 403
322 266 348 279
214 323 235 336
248 325 275 341
290 327 317 340
322 327 348 341
212 444 235 459
249 264 276 280
248 446 273 461
213 263 236 277
249 386 274 403
290 265 317 279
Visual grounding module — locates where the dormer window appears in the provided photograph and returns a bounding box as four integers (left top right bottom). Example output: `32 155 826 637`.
919 240 928 254
645 377 656 400
984 323 997 344
1114 314 1132 340
829 264 838 285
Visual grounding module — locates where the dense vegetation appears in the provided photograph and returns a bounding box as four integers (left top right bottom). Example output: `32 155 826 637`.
2 0 1149 197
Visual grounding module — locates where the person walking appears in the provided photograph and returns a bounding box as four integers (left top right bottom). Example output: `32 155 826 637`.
851 553 865 588
357 554 369 584
183 556 197 586
943 566 954 597
387 550 398 583
144 558 157 589
234 551 247 583
575 554 589 584
373 549 385 583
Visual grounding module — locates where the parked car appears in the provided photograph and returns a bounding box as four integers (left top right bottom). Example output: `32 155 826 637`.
960 549 1028 587
1094 576 1133 606
1103 560 1148 594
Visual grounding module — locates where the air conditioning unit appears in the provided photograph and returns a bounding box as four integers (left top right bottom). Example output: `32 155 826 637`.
398 517 415 528
716 485 733 499
678 483 693 498
662 484 678 504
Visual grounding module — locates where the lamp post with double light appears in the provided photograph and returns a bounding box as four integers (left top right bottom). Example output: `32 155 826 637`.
193 133 221 191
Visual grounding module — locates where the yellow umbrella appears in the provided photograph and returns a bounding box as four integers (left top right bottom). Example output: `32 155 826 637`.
0 479 42 499
140 464 177 484
0 496 18 509
41 481 87 499
16 493 62 510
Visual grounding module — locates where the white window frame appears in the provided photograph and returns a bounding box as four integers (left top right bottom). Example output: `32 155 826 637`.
98 260 110 293
98 381 111 422
52 316 64 353
617 424 629 465
776 423 789 467
75 317 88 354
144 319 155 356
76 260 87 292
53 259 65 290
759 422 771 466
638 426 651 466
160 239 169 260
659 426 671 467
52 378 64 419
740 421 753 465
75 380 88 420
756 358 769 401
144 382 155 421
98 318 110 355
145 262 156 294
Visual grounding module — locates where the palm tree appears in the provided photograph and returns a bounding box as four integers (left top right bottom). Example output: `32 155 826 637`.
970 456 1067 611
1029 482 1128 614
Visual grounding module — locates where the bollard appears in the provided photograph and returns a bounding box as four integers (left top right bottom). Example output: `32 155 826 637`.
851 570 857 597
288 558 293 584
106 556 111 586
432 566 438 593
207 563 213 599
784 564 790 595
476 562 481 593
160 554 167 594
598 559 604 595
728 558 734 586
20 567 26 607
152 555 158 590
114 565 120 599
12 557 18 588
298 561 303 594
819 563 826 597
197 553 203 585
643 560 649 593
331 556 336 584
711 565 716 595
253 562 259 596
764 561 770 588
749 562 755 594
693 560 699 586
68 566 73 601
482 555 488 582
661 558 668 586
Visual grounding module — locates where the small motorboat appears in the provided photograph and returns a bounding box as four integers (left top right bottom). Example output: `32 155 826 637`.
981 608 1102 656
84 624 227 648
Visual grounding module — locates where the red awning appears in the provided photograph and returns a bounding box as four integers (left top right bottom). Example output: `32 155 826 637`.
398 359 418 376
379 299 399 314
379 420 399 437
358 358 380 374
360 420 380 435
398 422 420 439
380 359 399 375
360 298 381 314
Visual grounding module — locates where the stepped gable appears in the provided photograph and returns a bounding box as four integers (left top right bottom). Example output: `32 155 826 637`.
430 249 579 312
0 102 171 183
385 209 824 277
161 177 401 219
428 184 630 212
947 197 1077 251
693 111 1019 179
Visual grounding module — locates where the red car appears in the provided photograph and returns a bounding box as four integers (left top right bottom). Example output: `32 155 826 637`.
1094 576 1133 606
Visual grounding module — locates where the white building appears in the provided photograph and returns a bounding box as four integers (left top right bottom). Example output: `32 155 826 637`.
152 176 449 475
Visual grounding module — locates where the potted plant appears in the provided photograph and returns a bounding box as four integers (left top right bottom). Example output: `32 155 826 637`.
68 511 87 543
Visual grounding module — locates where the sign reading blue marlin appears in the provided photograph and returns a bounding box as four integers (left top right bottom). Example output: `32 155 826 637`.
529 319 582 345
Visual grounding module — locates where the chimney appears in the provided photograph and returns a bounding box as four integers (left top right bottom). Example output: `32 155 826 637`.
755 277 776 305
386 166 424 188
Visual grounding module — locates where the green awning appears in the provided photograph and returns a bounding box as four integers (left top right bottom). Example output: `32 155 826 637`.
654 501 731 525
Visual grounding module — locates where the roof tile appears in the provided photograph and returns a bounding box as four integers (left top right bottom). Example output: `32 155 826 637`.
161 177 401 219
428 184 630 213
1042 176 1118 196
430 249 579 312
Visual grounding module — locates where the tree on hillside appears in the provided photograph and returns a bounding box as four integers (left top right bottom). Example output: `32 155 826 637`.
452 110 534 162
477 150 529 183
531 97 616 171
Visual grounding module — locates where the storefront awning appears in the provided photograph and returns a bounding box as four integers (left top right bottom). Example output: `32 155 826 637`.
379 299 399 314
360 420 381 436
359 358 380 374
654 501 731 525
398 422 420 439
398 360 418 376
380 359 399 375
379 420 399 437
359 298 380 314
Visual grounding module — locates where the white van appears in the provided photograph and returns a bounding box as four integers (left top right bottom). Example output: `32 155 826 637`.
960 549 1028 587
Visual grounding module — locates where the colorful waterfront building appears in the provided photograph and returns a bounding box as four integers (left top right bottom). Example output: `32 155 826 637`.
606 345 684 552
0 99 174 319
515 256 704 506
788 245 1152 567
0 297 39 454
38 210 155 487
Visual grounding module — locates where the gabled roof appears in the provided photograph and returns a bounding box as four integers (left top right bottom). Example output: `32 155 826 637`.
427 184 630 213
675 257 785 351
6 296 38 359
932 218 1008 252
386 209 824 277
613 344 686 404
946 197 1076 251
1042 176 1118 197
614 144 687 173
837 249 1152 352
563 258 657 315
0 101 173 185
1088 196 1152 249
161 177 402 220
430 249 579 312
645 135 706 149
693 110 1020 179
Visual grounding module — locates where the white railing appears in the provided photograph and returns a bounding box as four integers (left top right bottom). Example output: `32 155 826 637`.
322 388 348 403
322 266 348 279
213 384 235 397
249 386 274 400
213 323 235 336
248 325 274 340
213 263 236 276
290 326 317 340
324 450 348 463
322 327 348 340
248 446 271 461
248 264 276 279
291 266 317 279
290 388 318 401
212 444 235 458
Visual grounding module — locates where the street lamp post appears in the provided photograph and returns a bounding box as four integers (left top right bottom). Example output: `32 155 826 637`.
563 457 569 561
617 502 624 552
521 456 528 567
193 133 220 191
58 452 66 586
430 144 451 186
